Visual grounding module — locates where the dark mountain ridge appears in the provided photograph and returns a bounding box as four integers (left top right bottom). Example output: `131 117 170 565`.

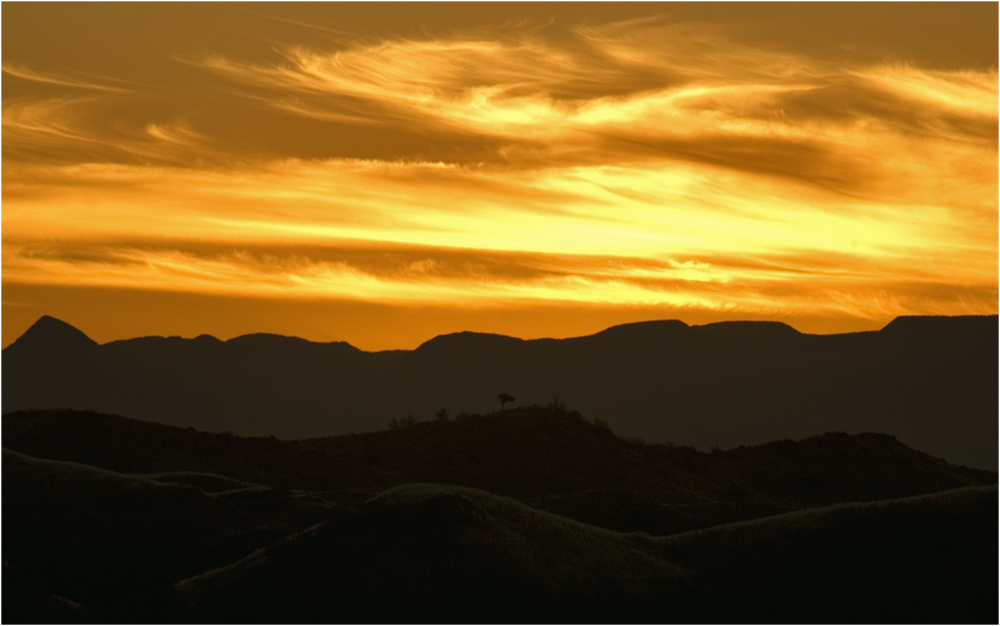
3 314 996 468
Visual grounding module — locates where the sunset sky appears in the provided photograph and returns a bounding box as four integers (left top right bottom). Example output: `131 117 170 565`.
3 2 997 350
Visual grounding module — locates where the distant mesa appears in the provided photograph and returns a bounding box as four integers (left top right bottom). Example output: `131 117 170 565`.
880 314 998 337
578 318 802 349
225 333 312 348
414 330 524 356
692 320 801 341
588 319 692 343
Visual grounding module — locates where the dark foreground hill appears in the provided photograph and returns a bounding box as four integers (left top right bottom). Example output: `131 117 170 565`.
3 408 996 623
2 449 333 622
658 485 999 624
174 483 997 624
4 407 995 536
3 314 997 468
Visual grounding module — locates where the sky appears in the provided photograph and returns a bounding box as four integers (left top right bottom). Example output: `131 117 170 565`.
3 2 997 350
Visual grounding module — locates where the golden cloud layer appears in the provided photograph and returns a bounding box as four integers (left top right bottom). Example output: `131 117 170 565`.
3 15 997 342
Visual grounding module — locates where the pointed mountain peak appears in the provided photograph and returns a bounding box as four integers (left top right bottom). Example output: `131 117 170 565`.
5 316 99 354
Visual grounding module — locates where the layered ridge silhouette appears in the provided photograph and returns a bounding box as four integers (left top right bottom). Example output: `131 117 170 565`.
3 315 996 468
4 416 996 624
4 315 996 623
5 407 994 537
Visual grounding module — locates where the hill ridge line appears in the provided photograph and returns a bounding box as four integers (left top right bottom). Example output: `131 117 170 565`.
658 484 999 541
9 313 997 352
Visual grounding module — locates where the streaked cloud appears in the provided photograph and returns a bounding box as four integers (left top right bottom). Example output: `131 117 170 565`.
3 5 996 346
2 63 133 92
5 236 994 328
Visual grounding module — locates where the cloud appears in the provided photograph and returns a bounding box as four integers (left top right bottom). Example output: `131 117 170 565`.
2 63 133 92
7 19 996 191
3 14 996 334
4 225 995 328
4 241 716 307
187 24 996 203
2 97 115 161
2 97 221 166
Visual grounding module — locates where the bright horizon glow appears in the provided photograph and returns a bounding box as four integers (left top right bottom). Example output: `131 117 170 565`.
3 3 996 349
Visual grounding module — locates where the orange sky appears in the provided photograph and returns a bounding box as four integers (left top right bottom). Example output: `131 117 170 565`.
3 3 997 350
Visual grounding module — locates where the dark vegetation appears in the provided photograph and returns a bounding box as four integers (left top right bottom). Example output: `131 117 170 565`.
3 405 997 623
4 314 997 468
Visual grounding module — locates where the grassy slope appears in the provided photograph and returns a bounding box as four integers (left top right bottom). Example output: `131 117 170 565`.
4 405 996 623
2 561 96 625
175 483 998 624
4 407 994 536
2 449 331 621
175 483 696 624
659 485 999 623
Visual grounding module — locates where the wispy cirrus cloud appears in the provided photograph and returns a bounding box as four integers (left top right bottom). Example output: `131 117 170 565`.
5 237 994 326
3 10 996 345
192 24 997 205
4 143 995 323
2 96 219 165
2 63 134 92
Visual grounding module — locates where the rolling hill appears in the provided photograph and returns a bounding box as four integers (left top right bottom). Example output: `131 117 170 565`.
4 407 994 536
4 408 996 623
2 449 325 621
174 482 998 624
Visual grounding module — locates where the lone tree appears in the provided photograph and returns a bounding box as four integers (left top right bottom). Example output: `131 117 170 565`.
498 393 515 411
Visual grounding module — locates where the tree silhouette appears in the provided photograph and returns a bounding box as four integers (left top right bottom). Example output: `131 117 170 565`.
389 414 417 430
434 408 450 422
498 393 514 411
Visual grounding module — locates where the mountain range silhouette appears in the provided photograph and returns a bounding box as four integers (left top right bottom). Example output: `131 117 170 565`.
4 314 996 623
3 314 996 468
